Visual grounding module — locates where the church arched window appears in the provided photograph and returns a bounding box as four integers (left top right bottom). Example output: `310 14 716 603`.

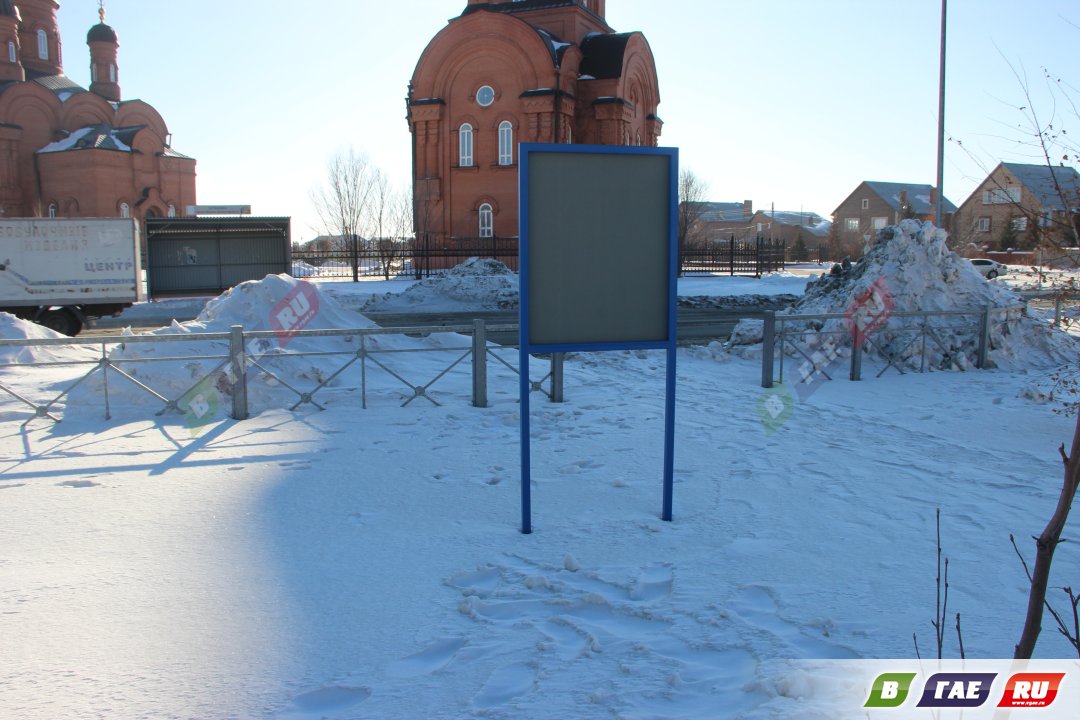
37 29 48 60
478 203 493 238
7 41 15 64
109 64 116 83
459 123 474 167
119 202 130 218
498 121 513 166
47 202 57 218
168 204 177 218
91 64 98 82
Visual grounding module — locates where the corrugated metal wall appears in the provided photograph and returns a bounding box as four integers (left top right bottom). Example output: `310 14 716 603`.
146 218 290 297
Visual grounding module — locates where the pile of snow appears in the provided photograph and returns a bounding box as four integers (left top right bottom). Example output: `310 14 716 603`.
363 257 518 312
733 221 1078 369
0 312 95 365
86 275 467 415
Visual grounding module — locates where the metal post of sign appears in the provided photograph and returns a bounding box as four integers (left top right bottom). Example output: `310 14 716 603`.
518 143 678 535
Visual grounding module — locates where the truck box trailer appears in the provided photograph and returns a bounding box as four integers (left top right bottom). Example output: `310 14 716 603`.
0 218 144 335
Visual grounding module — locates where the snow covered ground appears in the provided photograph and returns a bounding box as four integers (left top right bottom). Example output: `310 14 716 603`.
2 255 1079 719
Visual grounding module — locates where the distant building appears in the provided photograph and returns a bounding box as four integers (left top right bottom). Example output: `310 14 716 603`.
685 199 828 248
0 1 196 221
952 162 1079 250
832 181 955 252
408 0 662 244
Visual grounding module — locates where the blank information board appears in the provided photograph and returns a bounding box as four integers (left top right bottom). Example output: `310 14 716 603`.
522 147 676 349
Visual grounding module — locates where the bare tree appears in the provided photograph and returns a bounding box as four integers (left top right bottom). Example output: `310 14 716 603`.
1015 411 1080 658
311 148 376 281
999 49 1080 658
677 169 710 273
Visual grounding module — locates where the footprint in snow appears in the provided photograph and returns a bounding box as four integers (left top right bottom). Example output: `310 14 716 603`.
57 480 100 489
280 685 371 717
473 662 536 708
387 637 468 678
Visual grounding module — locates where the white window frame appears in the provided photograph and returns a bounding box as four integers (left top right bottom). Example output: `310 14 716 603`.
37 29 48 60
119 202 130 218
8 41 15 64
1011 216 1028 232
861 198 870 210
983 186 1022 205
498 121 513 166
845 218 860 232
109 64 116 83
47 202 57 218
872 216 887 230
478 203 493 238
91 64 98 82
459 123 473 167
976 217 991 233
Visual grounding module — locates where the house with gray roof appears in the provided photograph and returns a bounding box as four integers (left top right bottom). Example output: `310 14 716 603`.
953 162 1079 250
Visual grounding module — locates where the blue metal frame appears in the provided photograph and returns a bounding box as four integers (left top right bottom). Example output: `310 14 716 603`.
518 142 679 534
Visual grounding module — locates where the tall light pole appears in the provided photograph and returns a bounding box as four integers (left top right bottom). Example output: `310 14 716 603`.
935 0 947 228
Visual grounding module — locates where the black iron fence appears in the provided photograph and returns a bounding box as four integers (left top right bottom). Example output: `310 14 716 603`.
680 237 786 276
291 235 819 281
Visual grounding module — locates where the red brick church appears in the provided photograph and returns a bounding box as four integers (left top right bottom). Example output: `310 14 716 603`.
0 1 195 221
408 0 662 244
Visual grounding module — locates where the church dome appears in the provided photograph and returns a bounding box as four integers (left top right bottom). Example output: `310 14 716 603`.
0 0 20 19
87 23 118 44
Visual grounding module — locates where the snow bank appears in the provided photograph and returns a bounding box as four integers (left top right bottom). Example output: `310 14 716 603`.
363 257 518 312
84 275 465 416
734 221 1078 370
0 312 95 364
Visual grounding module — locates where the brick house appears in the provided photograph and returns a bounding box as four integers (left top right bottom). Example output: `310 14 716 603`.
831 181 955 256
683 200 753 243
952 162 1080 251
0 2 196 223
408 0 662 244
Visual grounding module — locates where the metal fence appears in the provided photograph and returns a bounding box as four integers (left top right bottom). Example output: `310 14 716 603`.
1 306 1032 426
0 321 564 426
757 304 1025 389
291 236 518 281
680 237 786 276
293 236 797 280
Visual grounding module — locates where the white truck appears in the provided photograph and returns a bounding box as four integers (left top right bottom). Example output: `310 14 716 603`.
0 218 144 335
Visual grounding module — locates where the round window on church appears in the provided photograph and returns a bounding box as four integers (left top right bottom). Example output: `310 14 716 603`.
476 85 495 107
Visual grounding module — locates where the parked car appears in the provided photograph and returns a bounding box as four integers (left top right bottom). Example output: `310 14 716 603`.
969 258 1007 279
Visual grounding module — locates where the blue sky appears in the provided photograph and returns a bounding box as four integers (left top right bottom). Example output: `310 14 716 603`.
55 1 1079 241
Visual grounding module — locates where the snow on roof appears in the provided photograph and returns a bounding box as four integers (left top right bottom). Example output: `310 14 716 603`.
864 181 957 215
36 124 143 154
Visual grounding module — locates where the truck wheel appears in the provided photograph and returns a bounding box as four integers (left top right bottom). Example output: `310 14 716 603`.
38 309 82 336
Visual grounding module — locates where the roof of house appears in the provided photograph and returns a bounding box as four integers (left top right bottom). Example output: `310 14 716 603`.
863 181 957 215
1001 162 1080 212
688 202 750 223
